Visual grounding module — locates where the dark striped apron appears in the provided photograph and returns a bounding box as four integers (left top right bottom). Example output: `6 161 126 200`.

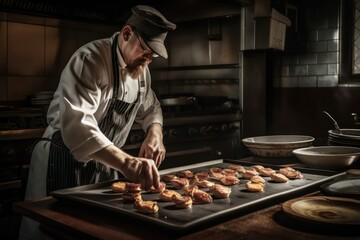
46 34 142 194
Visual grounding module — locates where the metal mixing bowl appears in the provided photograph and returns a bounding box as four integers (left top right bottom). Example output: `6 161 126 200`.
293 146 360 169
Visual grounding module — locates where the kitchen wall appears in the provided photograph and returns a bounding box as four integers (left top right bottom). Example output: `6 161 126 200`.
1 0 359 144
0 12 118 103
267 0 360 145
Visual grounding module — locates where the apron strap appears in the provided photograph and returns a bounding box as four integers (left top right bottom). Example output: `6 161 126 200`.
111 34 120 98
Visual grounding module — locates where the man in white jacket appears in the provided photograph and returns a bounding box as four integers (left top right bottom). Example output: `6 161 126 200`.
19 5 176 239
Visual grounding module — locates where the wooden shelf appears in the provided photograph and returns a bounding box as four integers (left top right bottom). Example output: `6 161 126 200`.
0 128 45 141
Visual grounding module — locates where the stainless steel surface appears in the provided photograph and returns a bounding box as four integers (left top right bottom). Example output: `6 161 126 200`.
125 113 241 169
160 96 197 106
51 159 344 231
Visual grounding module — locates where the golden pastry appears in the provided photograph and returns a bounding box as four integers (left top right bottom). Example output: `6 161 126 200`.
111 181 126 193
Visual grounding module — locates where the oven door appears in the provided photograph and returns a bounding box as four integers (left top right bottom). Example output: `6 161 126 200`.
159 142 213 169
123 141 213 170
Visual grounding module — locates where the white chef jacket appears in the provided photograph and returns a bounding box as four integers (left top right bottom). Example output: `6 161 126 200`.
25 31 163 199
19 32 163 240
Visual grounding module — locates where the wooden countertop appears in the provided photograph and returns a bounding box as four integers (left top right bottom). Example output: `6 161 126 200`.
13 195 359 240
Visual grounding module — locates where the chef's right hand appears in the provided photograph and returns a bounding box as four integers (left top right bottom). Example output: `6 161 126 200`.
89 145 160 191
120 157 160 191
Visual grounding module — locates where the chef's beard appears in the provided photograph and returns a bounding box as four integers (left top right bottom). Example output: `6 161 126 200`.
126 59 150 79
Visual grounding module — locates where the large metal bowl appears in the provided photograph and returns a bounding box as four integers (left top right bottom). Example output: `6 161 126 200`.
242 135 314 157
293 146 360 169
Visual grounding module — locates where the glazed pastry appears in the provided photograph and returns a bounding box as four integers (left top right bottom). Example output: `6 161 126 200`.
219 175 239 186
195 171 210 180
209 167 223 174
242 170 259 179
159 189 181 202
209 184 232 198
177 170 194 179
251 165 265 172
209 167 224 179
245 181 264 192
259 167 276 177
227 164 246 174
123 182 142 202
170 177 190 189
111 181 126 193
161 174 177 183
221 168 239 177
270 173 289 183
286 170 303 179
250 175 265 185
279 167 295 175
183 185 199 196
149 182 166 193
134 200 159 214
195 179 215 188
172 194 193 209
191 189 213 204
279 167 303 179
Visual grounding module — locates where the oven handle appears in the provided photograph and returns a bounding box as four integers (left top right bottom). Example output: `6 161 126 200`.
165 146 212 157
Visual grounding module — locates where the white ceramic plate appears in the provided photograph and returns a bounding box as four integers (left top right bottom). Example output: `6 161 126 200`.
242 135 314 157
293 146 360 169
282 196 360 225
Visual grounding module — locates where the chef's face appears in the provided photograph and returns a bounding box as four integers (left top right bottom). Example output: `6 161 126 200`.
120 26 156 79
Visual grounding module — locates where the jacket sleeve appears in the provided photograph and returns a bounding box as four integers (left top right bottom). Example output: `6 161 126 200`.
59 51 113 162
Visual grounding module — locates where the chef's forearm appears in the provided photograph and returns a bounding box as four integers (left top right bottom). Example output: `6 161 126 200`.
89 145 130 172
146 123 163 138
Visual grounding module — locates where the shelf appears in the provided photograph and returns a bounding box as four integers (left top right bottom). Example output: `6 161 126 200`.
0 128 45 141
0 180 21 191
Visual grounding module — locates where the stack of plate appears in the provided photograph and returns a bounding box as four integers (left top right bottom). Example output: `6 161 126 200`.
31 91 54 106
328 129 360 147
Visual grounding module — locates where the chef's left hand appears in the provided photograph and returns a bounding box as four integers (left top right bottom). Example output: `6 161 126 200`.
139 123 166 167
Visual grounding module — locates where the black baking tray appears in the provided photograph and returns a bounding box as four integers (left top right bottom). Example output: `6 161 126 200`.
50 159 345 232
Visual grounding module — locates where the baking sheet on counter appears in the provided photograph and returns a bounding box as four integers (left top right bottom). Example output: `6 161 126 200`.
51 159 345 231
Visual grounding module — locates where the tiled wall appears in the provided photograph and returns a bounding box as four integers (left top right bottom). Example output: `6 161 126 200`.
0 12 118 102
272 0 346 88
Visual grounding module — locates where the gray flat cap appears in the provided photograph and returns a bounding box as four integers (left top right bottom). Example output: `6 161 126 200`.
126 5 176 59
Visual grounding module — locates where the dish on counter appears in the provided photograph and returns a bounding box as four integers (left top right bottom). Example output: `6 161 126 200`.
293 146 360 170
282 196 360 225
321 171 360 197
328 129 360 140
321 179 360 197
328 129 360 148
242 135 314 157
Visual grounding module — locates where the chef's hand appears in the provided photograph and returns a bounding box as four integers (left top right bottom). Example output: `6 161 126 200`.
139 123 166 167
121 157 160 191
89 145 160 191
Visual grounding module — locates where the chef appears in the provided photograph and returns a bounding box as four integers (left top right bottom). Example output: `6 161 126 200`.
19 5 176 240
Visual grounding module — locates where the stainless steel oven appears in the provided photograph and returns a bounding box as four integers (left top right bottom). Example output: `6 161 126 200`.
123 95 242 169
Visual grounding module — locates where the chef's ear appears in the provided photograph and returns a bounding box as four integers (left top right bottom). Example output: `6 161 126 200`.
122 25 133 41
